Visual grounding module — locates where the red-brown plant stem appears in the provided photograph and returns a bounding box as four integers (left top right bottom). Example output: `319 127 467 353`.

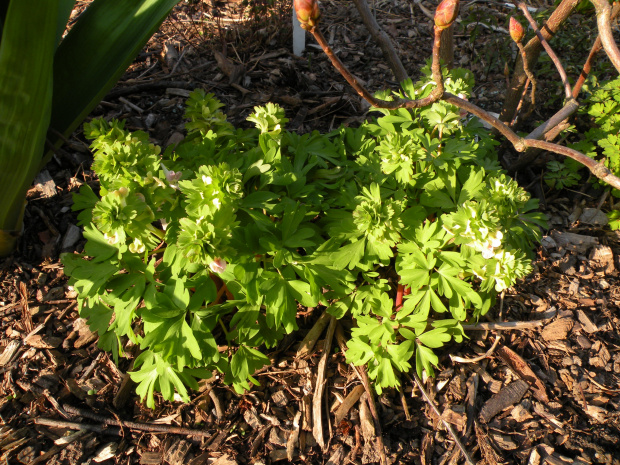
306 2 620 189
500 0 580 123
511 77 530 127
574 36 603 98
524 139 620 189
395 283 404 309
443 92 523 148
590 0 620 73
442 92 620 188
308 25 444 109
517 2 572 99
514 42 537 123
573 3 620 98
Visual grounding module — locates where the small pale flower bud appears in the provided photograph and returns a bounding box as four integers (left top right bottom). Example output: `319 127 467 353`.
294 0 321 30
434 0 459 30
161 163 182 189
209 258 227 274
509 17 524 43
129 238 146 254
104 232 119 245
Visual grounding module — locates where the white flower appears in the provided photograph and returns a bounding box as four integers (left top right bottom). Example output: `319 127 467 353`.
104 232 119 245
212 198 220 208
129 238 146 254
481 243 496 259
202 175 213 185
463 220 472 236
480 231 503 259
209 258 227 274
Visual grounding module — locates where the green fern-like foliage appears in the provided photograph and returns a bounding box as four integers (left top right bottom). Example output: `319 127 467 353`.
63 67 546 407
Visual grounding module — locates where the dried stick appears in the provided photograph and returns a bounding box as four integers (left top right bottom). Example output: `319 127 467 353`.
462 319 549 331
351 0 409 83
359 366 389 465
590 0 620 73
312 315 337 450
517 2 572 99
61 404 213 437
500 0 580 123
35 418 122 436
410 372 475 465
334 324 387 465
450 335 502 364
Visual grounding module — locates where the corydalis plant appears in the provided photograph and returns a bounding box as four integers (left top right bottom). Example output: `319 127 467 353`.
64 68 545 406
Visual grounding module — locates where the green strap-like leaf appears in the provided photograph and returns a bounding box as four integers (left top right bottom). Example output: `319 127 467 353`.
0 0 59 241
49 0 181 156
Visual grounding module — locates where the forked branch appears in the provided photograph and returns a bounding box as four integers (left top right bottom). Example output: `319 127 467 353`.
294 0 620 190
590 0 620 73
517 2 572 99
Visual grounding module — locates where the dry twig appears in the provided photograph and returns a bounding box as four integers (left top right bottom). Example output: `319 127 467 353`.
410 372 475 465
60 404 212 437
450 335 502 364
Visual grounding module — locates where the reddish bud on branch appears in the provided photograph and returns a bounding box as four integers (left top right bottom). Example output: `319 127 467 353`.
434 0 459 30
509 17 525 43
294 0 321 30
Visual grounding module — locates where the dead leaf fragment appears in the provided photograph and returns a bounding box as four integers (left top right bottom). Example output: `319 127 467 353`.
577 310 598 333
479 379 529 423
589 245 615 274
24 334 62 349
585 404 607 423
497 346 549 402
333 384 365 424
579 208 608 226
359 393 375 442
551 231 598 253
541 318 574 341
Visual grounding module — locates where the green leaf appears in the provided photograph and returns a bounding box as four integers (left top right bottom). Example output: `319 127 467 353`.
264 277 299 333
331 239 366 270
415 343 439 378
386 340 414 372
0 0 58 239
287 279 319 308
50 0 181 148
229 345 270 394
417 328 452 348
